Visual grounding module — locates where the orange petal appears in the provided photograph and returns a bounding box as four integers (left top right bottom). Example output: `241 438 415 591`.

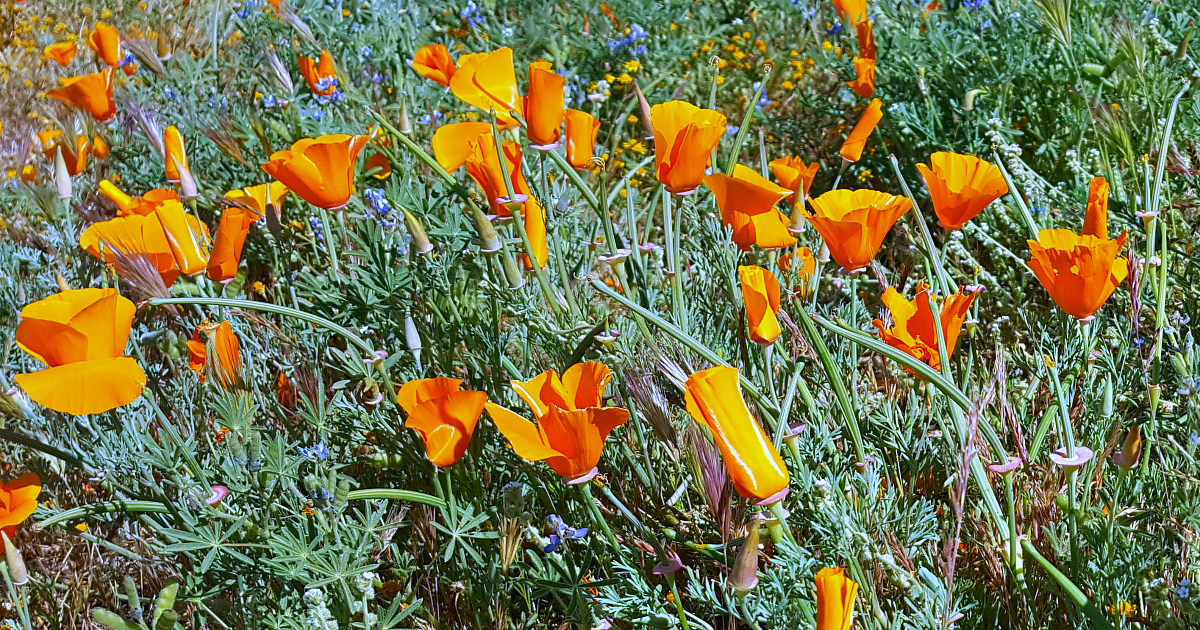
407 390 486 467
815 567 860 630
560 361 613 410
739 265 782 344
485 402 564 462
432 122 495 173
839 98 882 162
206 207 257 282
1083 176 1109 239
398 377 462 414
413 44 457 87
0 474 42 532
526 61 565 147
512 369 572 417
14 357 146 415
564 109 600 169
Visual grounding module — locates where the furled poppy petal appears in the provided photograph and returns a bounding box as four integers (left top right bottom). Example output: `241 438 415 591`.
1083 176 1109 239
224 181 288 218
16 288 136 366
450 48 522 123
769 157 820 206
46 69 117 122
705 164 792 217
262 135 367 210
537 406 629 480
847 57 875 98
163 126 189 182
398 377 462 414
526 61 565 148
512 370 573 417
564 109 600 169
206 207 257 282
432 122 495 173
155 200 211 275
412 44 456 86
407 390 487 467
838 98 882 162
560 361 614 410
44 41 77 66
88 22 121 66
723 205 798 251
815 567 860 630
14 357 146 415
856 20 876 60
739 265 783 344
804 188 911 272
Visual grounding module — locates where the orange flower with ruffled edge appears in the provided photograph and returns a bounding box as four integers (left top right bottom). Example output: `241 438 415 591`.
88 22 121 66
684 365 790 502
705 164 796 251
46 68 117 122
651 101 727 195
848 57 875 98
449 48 523 125
262 134 368 210
769 156 820 208
739 266 783 345
803 188 911 272
80 212 182 285
916 152 1008 229
13 289 147 415
856 20 876 59
0 474 41 548
1083 176 1108 239
486 362 629 482
398 378 488 467
186 321 241 389
564 109 600 170
838 98 882 162
816 567 859 630
872 282 979 370
299 49 337 96
526 61 565 148
1028 232 1127 321
44 41 77 66
206 207 258 283
413 44 456 86
224 181 288 219
462 133 547 268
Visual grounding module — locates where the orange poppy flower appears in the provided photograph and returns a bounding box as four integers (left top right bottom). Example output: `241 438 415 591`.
838 98 882 163
155 200 211 274
449 48 523 124
833 0 868 23
206 207 257 283
92 135 110 160
88 22 121 66
298 49 337 96
262 134 369 210
651 101 727 195
684 366 790 502
856 20 876 60
0 474 41 547
224 181 288 218
526 61 565 148
1027 231 1128 321
186 321 241 389
365 152 391 179
98 182 181 217
462 134 547 268
162 126 189 182
80 212 182 285
739 265 783 345
486 362 629 482
47 134 91 177
778 246 818 296
412 44 456 87
20 165 36 183
13 288 147 415
872 282 979 370
431 122 496 172
847 57 875 98
46 68 117 122
44 41 77 66
398 378 487 467
705 164 796 251
564 109 600 169
815 567 859 630
1083 176 1108 239
916 152 1008 229
803 188 911 272
769 156 820 208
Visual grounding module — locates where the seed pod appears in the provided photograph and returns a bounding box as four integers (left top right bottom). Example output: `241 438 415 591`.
3 532 28 585
123 576 141 613
729 516 761 596
404 210 434 255
399 102 412 135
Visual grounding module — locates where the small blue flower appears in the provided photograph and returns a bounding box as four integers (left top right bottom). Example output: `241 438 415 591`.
299 441 331 460
980 19 993 28
543 514 588 553
360 46 373 59
725 124 739 136
826 23 843 35
262 94 276 107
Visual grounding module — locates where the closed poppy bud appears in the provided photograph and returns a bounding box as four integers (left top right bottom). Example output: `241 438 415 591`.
163 126 189 182
632 80 655 140
186 321 242 389
564 109 600 170
398 378 488 467
0 474 40 552
526 61 565 149
803 188 911 272
729 516 762 596
916 152 1008 229
832 0 868 24
175 157 199 200
44 41 77 66
1082 176 1109 239
262 134 369 210
872 282 980 370
847 57 875 98
299 49 337 96
1027 228 1128 320
206 207 257 283
54 147 72 199
99 179 136 212
46 68 117 122
88 22 122 66
412 44 456 87
839 98 883 162
856 20 876 60
2 532 27 585
92 135 110 159
815 567 859 630
739 265 782 344
1111 425 1142 470
684 366 790 502
651 101 727 195
704 164 796 251
449 47 523 125
403 209 434 255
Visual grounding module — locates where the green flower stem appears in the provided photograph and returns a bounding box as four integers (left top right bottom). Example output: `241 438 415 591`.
1022 539 1115 630
764 500 795 545
772 361 804 450
580 481 621 552
0 427 90 471
1003 472 1021 580
543 145 601 211
722 65 772 175
792 308 866 464
667 576 692 630
597 484 667 564
343 488 447 509
318 206 341 279
889 155 952 297
991 151 1040 239
664 191 688 331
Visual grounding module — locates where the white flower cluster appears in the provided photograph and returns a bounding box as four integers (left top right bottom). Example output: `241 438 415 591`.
352 572 378 626
303 588 338 630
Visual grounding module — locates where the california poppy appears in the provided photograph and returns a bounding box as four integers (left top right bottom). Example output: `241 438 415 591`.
769 156 820 208
847 57 875 98
872 282 979 370
564 109 600 170
98 181 181 216
1027 231 1127 321
838 98 882 163
14 288 147 415
856 20 876 60
431 122 496 172
92 135 110 160
80 212 183 285
449 48 523 125
398 378 487 467
46 68 117 122
88 22 121 66
366 152 391 179
486 362 629 482
20 165 36 183
684 365 790 502
803 188 911 272
162 126 189 182
298 49 337 96
412 43 456 87
815 567 859 630
44 41 77 66
224 181 288 218
462 133 548 268
1083 176 1108 239
186 321 241 389
739 266 783 345
916 152 1008 229
705 164 796 250
651 101 727 195
261 134 369 210
833 0 868 24
206 207 257 282
0 474 41 547
778 246 818 296
155 200 211 274
45 134 91 176
526 61 565 149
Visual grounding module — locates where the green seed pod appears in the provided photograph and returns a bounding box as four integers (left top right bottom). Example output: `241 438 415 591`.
93 609 142 630
1101 376 1114 419
123 576 141 613
1081 63 1108 76
335 478 351 506
154 610 179 630
152 583 178 627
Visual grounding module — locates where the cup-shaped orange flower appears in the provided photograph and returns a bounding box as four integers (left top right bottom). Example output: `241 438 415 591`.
684 366 790 502
856 20 876 59
206 207 257 283
13 288 147 415
705 164 797 251
564 109 600 169
916 152 1008 229
1083 176 1109 239
449 47 523 123
815 567 859 630
398 378 488 467
412 44 456 86
872 282 979 370
839 98 882 163
224 181 288 218
769 156 820 208
739 266 783 345
262 134 368 210
0 474 41 546
88 22 121 66
163 125 189 182
46 69 117 122
651 101 727 195
186 321 242 389
44 41 77 66
299 49 337 96
1028 230 1128 320
803 189 911 272
526 61 565 148
847 57 875 98
833 0 868 23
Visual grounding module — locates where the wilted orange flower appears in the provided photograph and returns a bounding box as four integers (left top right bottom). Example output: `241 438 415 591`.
803 189 911 272
44 41 77 66
856 20 876 59
847 57 875 98
298 49 337 96
833 0 868 23
450 48 523 125
92 135 110 159
162 126 189 182
487 362 629 482
0 474 41 547
769 156 820 207
14 288 147 415
1027 230 1127 321
526 61 565 148
206 207 257 283
412 44 456 86
224 181 288 218
1083 176 1108 239
684 366 790 502
839 98 882 162
816 567 859 630
262 134 368 210
186 321 241 389
564 109 600 170
872 282 979 370
398 378 488 467
916 152 1008 229
431 122 495 172
739 266 783 344
88 22 121 66
46 68 117 122
462 132 547 268
651 100 727 195
705 164 796 250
